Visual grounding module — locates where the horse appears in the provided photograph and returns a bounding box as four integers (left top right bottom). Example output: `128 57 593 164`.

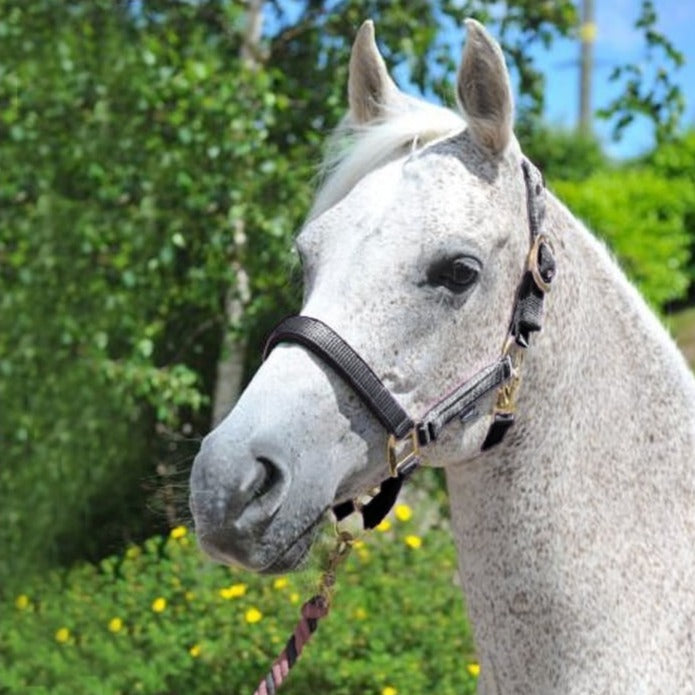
190 19 695 694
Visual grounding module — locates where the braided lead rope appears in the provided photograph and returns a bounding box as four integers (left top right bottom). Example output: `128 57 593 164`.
252 530 355 695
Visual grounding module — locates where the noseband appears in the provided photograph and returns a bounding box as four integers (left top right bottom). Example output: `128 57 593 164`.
264 158 555 529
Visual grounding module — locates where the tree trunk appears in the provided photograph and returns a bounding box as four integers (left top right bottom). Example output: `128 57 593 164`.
211 1 263 425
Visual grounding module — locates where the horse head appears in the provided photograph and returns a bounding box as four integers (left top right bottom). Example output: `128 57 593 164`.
190 20 537 572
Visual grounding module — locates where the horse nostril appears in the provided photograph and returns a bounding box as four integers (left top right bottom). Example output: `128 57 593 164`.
250 456 282 502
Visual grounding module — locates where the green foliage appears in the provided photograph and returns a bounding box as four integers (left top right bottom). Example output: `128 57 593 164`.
0 0 305 586
643 129 695 182
552 168 694 309
1 511 478 695
519 124 607 181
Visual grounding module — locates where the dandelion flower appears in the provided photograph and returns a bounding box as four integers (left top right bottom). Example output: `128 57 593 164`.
376 519 391 532
245 607 263 624
382 687 398 695
467 662 481 677
151 597 167 613
273 577 288 590
404 534 422 549
108 617 123 633
354 607 367 620
394 503 412 522
170 525 187 540
55 627 71 643
219 583 246 599
289 592 300 604
14 594 29 610
189 644 201 658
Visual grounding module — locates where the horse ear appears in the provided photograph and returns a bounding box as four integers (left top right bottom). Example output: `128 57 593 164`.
457 19 514 154
348 20 401 124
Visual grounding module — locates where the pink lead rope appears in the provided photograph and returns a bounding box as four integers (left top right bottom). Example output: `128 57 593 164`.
252 530 354 695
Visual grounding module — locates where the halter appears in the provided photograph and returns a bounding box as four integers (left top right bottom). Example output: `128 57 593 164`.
264 158 555 529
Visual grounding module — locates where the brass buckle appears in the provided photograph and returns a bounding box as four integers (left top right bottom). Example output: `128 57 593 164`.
496 336 524 416
527 234 553 293
387 430 420 477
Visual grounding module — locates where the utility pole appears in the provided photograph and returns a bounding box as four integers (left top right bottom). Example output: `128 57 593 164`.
579 0 596 135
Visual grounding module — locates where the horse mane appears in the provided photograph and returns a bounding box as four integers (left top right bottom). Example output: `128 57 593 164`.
309 99 466 220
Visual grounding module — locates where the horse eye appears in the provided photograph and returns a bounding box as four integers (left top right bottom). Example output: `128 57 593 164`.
428 256 480 294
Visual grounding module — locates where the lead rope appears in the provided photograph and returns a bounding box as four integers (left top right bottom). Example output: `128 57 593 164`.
252 528 355 695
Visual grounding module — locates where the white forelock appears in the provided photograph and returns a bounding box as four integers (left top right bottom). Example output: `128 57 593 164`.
308 99 466 220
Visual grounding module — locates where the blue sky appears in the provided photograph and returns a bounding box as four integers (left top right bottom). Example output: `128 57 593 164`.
532 0 695 158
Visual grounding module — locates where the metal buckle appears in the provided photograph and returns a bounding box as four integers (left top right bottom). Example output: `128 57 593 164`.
496 336 524 416
387 430 420 478
527 234 553 294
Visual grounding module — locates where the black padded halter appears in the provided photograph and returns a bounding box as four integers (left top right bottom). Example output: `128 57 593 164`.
263 157 555 528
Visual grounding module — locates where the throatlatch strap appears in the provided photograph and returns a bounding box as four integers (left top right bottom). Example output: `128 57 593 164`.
264 316 414 439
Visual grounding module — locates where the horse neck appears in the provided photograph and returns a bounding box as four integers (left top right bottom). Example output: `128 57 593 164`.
445 192 695 692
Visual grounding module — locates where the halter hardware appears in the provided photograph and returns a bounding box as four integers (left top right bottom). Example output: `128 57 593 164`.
529 234 554 294
387 430 421 477
263 156 555 529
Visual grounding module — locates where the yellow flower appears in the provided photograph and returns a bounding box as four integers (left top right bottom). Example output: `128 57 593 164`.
467 662 481 677
352 539 365 549
289 592 300 604
245 607 263 624
107 617 123 633
125 546 140 560
376 519 391 532
273 577 289 590
394 503 413 522
170 525 187 540
151 597 167 613
189 644 201 658
382 687 398 695
354 607 367 620
219 583 247 600
404 534 422 549
55 627 71 643
358 547 370 562
14 594 29 610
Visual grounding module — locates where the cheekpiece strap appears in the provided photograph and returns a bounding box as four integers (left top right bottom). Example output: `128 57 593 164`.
510 160 556 347
481 158 556 450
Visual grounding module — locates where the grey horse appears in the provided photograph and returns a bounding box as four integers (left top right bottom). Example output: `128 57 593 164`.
191 19 695 694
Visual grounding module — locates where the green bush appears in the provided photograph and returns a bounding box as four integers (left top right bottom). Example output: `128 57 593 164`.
519 124 608 181
552 168 694 310
645 130 695 181
1 507 478 695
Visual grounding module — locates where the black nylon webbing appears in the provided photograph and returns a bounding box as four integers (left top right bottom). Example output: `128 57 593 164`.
416 357 512 445
264 316 414 439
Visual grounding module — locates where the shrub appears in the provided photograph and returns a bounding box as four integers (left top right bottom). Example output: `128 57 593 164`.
1 506 479 695
518 124 608 181
552 169 694 310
